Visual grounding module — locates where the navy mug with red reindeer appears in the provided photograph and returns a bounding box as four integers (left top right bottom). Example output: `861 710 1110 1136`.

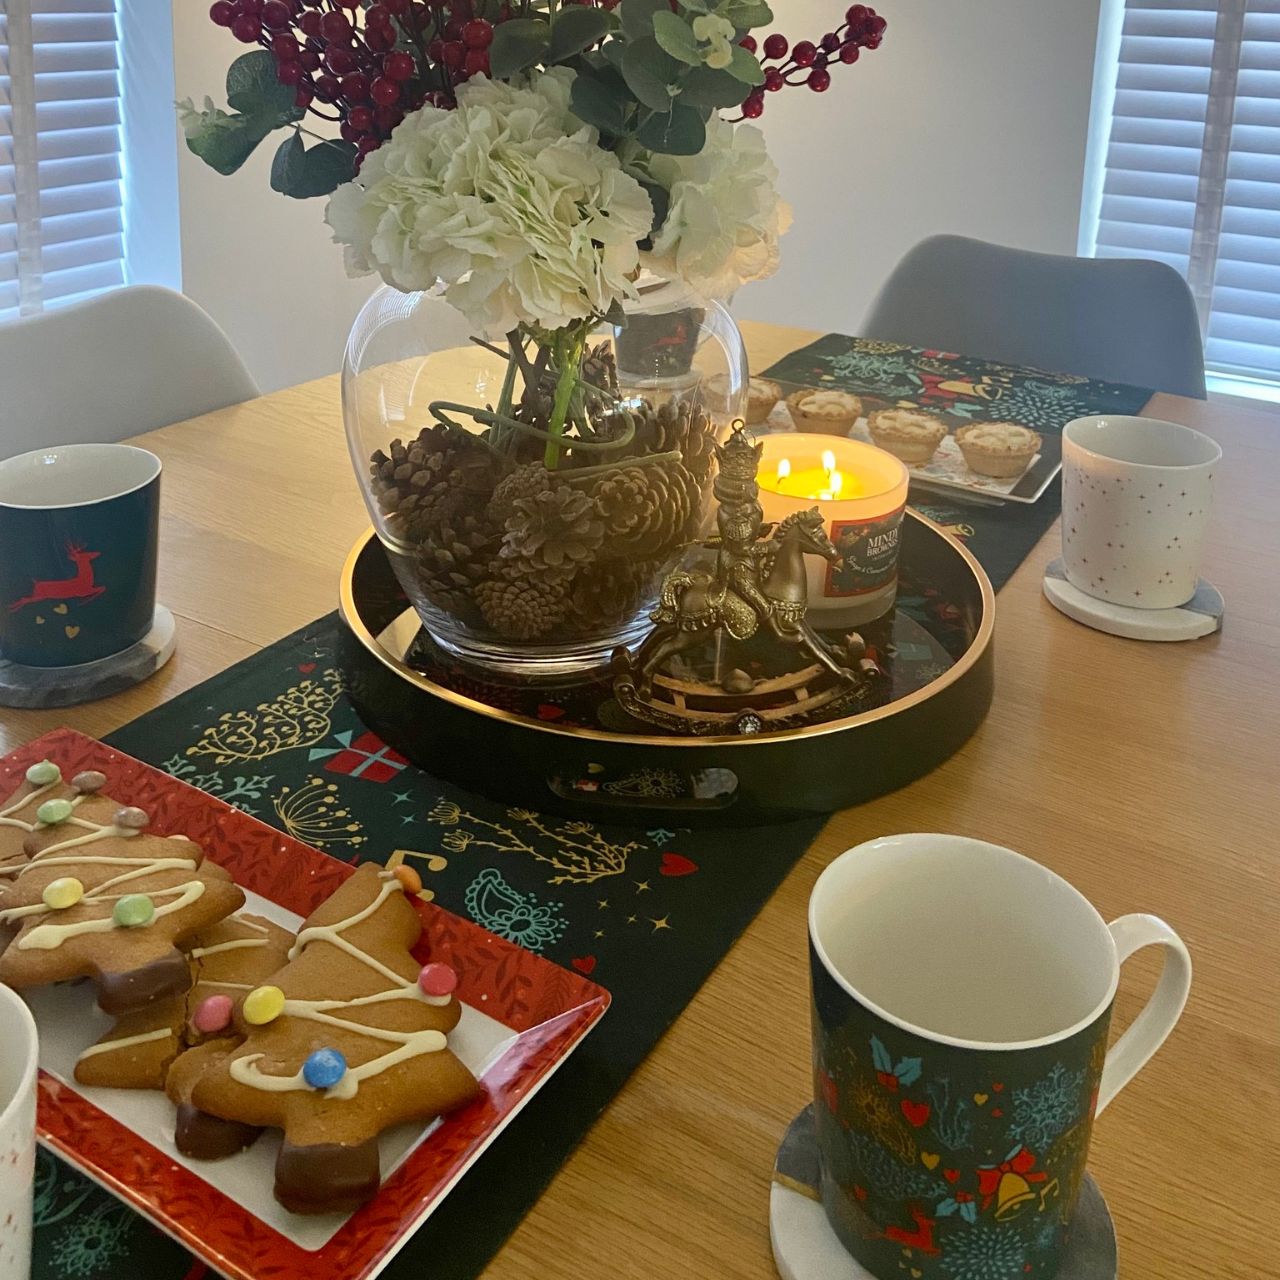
809 835 1192 1280
0 444 161 667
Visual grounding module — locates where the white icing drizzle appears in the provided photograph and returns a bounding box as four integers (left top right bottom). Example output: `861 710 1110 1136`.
2 818 205 950
76 1027 173 1064
20 880 206 950
229 875 451 1100
0 780 58 831
190 937 268 959
197 979 253 991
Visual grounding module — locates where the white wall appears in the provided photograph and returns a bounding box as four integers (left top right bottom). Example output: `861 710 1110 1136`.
171 0 1102 392
172 4 374 393
737 0 1104 334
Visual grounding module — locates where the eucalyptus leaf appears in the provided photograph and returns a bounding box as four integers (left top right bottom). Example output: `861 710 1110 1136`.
488 17 551 78
225 50 303 127
623 37 683 113
548 5 613 63
651 10 701 66
618 0 668 41
725 0 773 27
635 103 706 155
727 42 765 85
293 138 359 197
186 114 270 176
570 72 631 135
269 131 305 194
680 65 751 108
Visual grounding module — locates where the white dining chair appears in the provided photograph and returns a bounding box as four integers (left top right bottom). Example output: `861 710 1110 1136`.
861 235 1207 399
0 286 260 459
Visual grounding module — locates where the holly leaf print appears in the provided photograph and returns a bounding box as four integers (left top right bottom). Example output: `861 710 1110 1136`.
871 1035 893 1074
894 1056 923 1087
937 1198 959 1217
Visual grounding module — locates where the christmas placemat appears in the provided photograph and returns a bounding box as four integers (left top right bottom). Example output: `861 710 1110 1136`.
30 614 823 1280
763 334 1155 591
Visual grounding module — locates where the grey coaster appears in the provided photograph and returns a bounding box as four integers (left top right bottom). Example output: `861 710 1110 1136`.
0 606 176 708
770 1105 1117 1280
1043 559 1223 642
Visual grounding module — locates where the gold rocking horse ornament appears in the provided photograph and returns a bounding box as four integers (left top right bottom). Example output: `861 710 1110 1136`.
613 424 873 735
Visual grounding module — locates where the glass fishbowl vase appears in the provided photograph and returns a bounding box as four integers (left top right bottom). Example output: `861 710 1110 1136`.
342 279 748 682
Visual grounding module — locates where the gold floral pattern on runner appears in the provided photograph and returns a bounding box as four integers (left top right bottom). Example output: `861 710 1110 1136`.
427 801 640 886
186 671 344 764
272 776 367 854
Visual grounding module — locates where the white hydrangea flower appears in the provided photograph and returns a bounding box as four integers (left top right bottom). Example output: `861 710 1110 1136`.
639 115 793 301
692 14 736 68
325 69 654 336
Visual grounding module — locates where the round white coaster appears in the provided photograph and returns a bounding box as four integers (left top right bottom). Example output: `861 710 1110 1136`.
770 1106 1117 1280
1043 560 1223 642
0 605 176 708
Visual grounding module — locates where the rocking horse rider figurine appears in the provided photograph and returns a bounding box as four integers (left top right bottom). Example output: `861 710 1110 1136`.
615 426 867 733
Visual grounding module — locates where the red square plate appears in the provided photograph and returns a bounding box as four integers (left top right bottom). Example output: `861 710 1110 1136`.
3 729 610 1280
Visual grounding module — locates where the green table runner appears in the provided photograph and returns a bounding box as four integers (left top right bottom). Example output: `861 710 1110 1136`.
763 334 1154 591
31 337 1154 1279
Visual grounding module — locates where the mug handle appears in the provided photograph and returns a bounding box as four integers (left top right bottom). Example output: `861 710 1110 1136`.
1096 914 1192 1114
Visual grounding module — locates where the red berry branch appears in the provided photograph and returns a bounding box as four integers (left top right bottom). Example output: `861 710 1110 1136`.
736 4 886 119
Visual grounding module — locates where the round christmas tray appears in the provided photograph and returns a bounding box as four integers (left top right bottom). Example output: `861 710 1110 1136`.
337 509 995 825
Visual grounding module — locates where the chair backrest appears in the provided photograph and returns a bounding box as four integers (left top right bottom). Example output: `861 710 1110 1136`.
861 235 1207 399
0 286 260 459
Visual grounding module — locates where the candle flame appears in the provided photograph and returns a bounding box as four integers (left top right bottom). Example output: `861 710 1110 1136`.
821 449 836 473
828 469 844 497
776 458 792 481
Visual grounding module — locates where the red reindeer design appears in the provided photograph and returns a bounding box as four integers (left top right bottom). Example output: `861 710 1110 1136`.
9 542 104 612
883 1207 941 1256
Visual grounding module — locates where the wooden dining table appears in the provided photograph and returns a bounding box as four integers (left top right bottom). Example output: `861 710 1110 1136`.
3 321 1276 1279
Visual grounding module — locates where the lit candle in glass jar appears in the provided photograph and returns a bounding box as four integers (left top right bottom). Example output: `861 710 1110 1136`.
755 434 910 627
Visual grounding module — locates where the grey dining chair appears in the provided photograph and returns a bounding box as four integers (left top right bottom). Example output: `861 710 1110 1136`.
861 235 1207 399
0 286 260 460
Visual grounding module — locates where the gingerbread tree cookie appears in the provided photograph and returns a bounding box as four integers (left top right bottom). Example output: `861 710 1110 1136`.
0 768 245 1013
0 761 120 878
74 912 294 1093
186 862 480 1213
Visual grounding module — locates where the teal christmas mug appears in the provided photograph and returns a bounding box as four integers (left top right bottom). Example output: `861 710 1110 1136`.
0 444 161 667
809 835 1191 1280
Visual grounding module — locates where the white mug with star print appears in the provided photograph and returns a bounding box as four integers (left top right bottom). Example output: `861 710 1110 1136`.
1061 416 1221 610
0 984 37 1279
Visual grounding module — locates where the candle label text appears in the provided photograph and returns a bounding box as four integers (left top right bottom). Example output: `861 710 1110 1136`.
825 506 905 597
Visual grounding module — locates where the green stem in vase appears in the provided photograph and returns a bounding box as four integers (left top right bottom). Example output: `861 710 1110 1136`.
543 326 587 471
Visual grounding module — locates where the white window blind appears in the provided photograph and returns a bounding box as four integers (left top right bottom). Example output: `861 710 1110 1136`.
0 0 125 323
1088 0 1280 385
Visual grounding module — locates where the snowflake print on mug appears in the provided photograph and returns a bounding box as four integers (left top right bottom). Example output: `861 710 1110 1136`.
1008 1062 1086 1149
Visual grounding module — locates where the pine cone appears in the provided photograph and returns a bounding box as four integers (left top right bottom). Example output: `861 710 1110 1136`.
589 460 702 559
487 462 552 525
413 514 500 614
500 484 605 578
474 576 569 640
370 425 498 543
565 558 659 634
623 398 717 483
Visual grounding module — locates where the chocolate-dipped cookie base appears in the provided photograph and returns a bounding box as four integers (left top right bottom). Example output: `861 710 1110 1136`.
175 1102 262 1161
274 1139 381 1215
96 948 193 1016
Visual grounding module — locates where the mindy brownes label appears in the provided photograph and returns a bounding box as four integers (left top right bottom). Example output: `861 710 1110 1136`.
824 506 905 598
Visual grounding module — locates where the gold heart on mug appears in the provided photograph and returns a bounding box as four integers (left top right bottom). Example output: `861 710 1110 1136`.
64 625 80 639
34 616 44 625
912 1271 923 1278
973 1092 989 1105
920 1151 940 1170
53 604 68 615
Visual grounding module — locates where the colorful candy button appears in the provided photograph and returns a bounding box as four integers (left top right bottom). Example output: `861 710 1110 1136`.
418 962 457 998
391 864 422 895
243 985 286 1025
113 806 150 830
112 894 155 928
302 1047 348 1090
26 761 61 786
192 994 234 1035
71 771 106 794
36 798 74 826
42 877 84 911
